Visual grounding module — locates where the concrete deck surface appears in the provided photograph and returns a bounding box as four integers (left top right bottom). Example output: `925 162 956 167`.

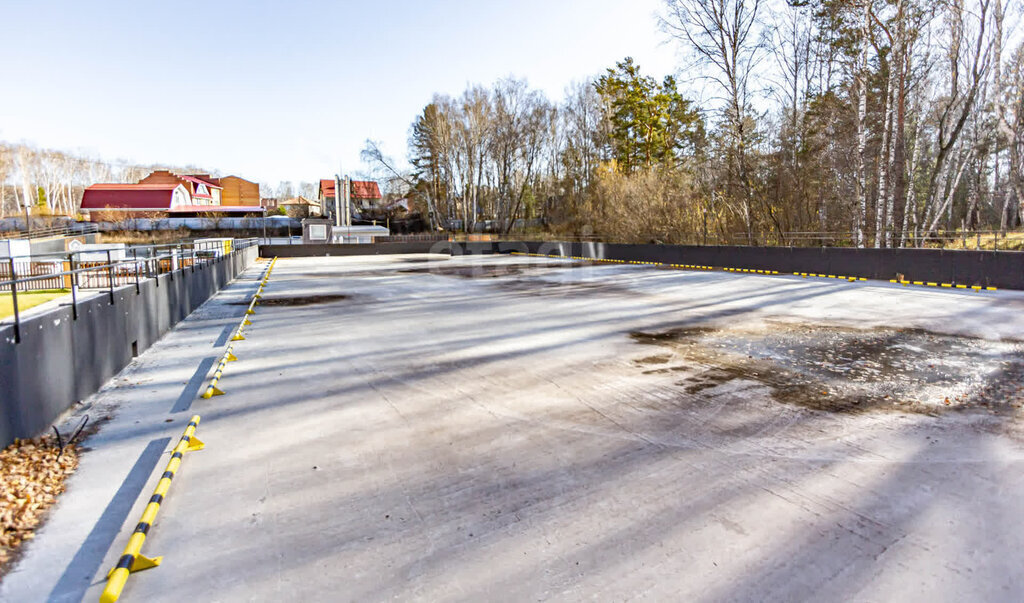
3 254 1024 602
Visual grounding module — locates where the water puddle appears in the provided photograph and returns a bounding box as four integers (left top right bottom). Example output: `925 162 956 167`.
631 324 1024 414
232 294 354 307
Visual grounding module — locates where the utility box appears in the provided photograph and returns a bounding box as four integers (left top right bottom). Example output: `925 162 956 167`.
70 243 127 262
0 239 31 259
302 218 332 244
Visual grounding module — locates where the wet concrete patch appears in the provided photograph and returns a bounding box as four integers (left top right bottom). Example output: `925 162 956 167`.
400 261 599 279
231 294 355 307
634 354 672 366
494 278 634 297
631 324 1024 415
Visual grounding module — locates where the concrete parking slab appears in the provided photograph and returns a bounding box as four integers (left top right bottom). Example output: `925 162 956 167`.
3 254 1024 602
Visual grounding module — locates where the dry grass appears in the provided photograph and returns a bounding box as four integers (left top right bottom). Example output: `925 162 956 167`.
98 229 191 245
939 231 1024 251
0 435 79 573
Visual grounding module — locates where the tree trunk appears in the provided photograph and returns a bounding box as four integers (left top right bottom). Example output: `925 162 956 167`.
876 60 897 248
901 122 922 247
854 7 870 248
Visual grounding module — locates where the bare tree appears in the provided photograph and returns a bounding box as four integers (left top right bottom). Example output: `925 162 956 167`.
922 0 995 235
662 0 766 243
362 139 439 229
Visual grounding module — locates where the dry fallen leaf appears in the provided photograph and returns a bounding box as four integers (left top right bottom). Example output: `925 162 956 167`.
0 435 79 573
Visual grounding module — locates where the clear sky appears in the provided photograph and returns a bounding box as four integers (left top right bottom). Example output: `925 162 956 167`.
0 0 682 185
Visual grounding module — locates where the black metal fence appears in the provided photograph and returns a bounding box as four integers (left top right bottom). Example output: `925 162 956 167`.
1 238 258 343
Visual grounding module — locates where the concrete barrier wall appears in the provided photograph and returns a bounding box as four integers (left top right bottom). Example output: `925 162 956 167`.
260 242 442 257
445 241 1024 290
262 239 1023 288
0 246 258 446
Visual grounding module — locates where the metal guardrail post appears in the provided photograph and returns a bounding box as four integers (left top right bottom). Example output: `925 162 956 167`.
106 250 115 304
133 250 140 294
9 257 20 343
69 253 78 320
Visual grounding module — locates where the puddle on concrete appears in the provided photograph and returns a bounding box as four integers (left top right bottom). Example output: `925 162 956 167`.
634 354 672 365
231 294 354 307
400 261 597 279
494 278 634 297
630 324 1024 415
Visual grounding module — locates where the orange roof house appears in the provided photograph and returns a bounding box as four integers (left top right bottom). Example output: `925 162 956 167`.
318 179 382 201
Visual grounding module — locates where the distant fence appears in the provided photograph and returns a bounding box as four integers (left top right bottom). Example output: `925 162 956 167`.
376 233 450 243
0 216 303 234
0 222 99 240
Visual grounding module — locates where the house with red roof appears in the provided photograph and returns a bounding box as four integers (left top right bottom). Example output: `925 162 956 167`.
81 183 192 215
80 170 264 219
139 170 222 205
318 178 383 220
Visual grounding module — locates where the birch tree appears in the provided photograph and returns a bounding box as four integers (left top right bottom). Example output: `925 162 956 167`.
661 0 766 243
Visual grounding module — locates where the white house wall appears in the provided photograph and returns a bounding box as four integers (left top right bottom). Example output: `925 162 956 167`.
171 185 191 208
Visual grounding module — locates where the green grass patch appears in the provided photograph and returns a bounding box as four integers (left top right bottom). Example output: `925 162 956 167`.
0 289 70 319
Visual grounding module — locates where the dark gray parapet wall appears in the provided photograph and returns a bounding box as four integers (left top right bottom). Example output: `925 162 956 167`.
260 242 444 256
0 246 258 447
261 240 1024 289
446 241 1024 291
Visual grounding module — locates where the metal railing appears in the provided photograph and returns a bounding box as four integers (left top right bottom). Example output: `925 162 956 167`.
377 233 452 243
1 238 258 343
490 229 1024 250
2 221 99 239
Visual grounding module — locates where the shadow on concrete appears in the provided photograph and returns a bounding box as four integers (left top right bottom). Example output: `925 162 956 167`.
212 324 236 348
48 437 171 602
169 357 217 415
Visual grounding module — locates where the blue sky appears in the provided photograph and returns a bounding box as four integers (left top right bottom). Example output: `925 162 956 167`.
0 0 681 185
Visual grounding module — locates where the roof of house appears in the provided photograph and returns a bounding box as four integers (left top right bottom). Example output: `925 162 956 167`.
280 196 318 206
219 175 257 184
319 179 382 199
80 183 182 210
186 173 220 186
177 174 222 189
167 205 264 213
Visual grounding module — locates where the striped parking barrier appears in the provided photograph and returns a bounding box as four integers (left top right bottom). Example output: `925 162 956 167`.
201 257 277 396
200 344 236 398
100 416 205 603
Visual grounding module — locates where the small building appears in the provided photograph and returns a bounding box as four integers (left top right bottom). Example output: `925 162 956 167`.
219 175 260 206
279 196 321 219
301 220 390 244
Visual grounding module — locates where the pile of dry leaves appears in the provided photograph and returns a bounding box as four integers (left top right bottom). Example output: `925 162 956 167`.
0 435 79 572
